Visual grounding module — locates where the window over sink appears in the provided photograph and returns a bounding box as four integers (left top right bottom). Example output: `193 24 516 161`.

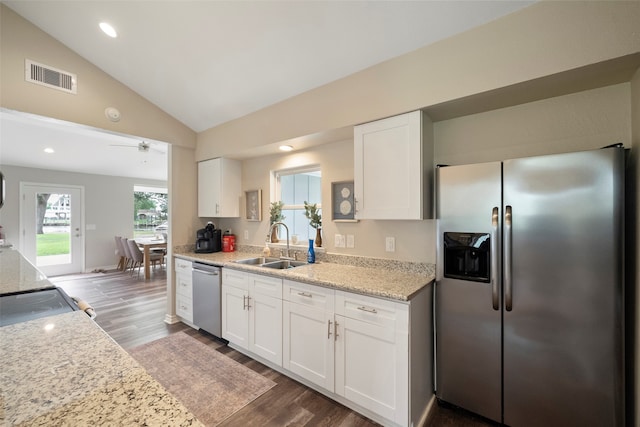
274 166 321 244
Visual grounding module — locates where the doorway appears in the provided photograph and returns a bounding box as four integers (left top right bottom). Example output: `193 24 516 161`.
20 183 84 276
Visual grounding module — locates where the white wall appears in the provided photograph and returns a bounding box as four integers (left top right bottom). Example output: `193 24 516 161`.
0 165 166 272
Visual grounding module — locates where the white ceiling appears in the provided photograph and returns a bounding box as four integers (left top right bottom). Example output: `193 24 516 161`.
0 110 169 181
0 0 534 179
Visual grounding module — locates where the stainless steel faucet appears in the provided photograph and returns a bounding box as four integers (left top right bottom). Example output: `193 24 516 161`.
269 221 292 259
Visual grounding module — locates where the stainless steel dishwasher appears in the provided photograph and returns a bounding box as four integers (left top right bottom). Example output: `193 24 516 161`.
191 261 221 338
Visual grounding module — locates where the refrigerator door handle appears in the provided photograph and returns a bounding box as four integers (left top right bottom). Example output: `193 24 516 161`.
504 205 513 311
491 207 499 310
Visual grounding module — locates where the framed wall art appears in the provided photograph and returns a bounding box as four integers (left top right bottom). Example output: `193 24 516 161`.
331 181 357 221
245 189 262 221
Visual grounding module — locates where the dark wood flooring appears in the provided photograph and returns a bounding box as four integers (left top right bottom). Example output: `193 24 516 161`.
52 269 492 427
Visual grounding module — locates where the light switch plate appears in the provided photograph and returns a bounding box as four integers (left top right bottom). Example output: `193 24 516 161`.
335 234 345 248
346 234 355 248
244 230 249 240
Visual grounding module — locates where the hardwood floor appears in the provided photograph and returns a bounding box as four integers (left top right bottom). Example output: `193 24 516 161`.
52 269 379 426
53 269 491 427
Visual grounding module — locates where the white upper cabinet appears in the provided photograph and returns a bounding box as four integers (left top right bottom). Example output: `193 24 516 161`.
198 157 242 217
354 110 433 220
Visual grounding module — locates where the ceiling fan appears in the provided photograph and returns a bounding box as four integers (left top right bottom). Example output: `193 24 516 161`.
110 141 163 154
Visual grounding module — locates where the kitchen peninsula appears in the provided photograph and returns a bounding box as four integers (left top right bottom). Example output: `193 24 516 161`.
174 246 435 427
0 248 202 426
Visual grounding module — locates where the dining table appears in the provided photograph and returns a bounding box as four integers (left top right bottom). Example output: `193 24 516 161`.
135 237 167 280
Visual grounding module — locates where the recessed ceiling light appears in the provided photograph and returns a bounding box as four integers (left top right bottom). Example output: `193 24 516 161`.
99 22 118 38
44 148 55 154
279 145 293 152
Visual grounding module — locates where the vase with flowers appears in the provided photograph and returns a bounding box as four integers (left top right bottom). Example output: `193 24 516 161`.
269 201 285 243
303 201 322 247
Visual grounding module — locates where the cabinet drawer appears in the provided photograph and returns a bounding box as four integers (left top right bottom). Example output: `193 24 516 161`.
222 268 249 290
249 272 282 298
176 294 193 322
283 280 334 310
335 291 408 331
176 272 192 298
175 258 192 273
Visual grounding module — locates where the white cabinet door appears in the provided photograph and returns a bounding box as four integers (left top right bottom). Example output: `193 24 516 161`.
222 270 283 365
221 284 249 349
249 292 282 366
283 301 335 391
247 272 282 366
335 315 408 426
198 157 242 217
354 110 432 220
335 291 409 425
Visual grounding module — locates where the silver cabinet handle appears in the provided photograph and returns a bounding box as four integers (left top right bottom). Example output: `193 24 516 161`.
297 292 313 298
327 319 333 339
357 306 377 314
504 205 513 311
246 295 251 310
334 320 339 341
491 207 500 311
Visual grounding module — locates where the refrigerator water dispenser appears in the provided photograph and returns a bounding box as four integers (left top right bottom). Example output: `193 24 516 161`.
443 232 490 282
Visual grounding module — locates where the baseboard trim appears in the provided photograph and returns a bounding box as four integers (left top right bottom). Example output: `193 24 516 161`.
164 314 179 324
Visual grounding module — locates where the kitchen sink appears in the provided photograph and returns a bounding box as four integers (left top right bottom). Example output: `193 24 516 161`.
233 257 306 269
261 260 307 269
234 257 280 265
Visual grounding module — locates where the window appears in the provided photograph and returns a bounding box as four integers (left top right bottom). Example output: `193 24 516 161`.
134 185 168 238
274 166 321 243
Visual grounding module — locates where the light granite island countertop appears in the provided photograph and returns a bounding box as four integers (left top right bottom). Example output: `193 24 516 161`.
0 310 203 426
0 248 203 426
174 247 435 301
0 247 54 294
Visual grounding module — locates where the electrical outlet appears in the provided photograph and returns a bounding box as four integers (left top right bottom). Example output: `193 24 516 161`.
244 230 249 240
335 234 345 248
346 234 355 248
385 237 395 252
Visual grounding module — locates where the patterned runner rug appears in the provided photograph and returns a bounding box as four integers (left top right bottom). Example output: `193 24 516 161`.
129 332 275 426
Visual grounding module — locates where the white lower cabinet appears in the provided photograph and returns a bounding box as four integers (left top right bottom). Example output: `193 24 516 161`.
224 272 430 427
221 269 282 366
283 280 335 391
175 258 193 323
334 291 409 426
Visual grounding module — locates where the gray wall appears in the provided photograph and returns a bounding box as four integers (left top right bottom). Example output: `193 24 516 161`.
0 165 166 272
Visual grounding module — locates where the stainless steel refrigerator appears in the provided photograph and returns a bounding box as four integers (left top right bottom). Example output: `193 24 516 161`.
435 147 625 426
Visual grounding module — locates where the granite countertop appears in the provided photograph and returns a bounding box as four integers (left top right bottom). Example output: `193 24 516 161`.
0 248 54 294
174 248 434 301
0 310 203 426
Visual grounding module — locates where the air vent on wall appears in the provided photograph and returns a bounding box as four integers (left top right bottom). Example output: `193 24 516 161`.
25 59 77 94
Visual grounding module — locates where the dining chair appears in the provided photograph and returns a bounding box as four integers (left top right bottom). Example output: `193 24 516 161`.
127 239 163 278
114 236 126 271
120 237 133 272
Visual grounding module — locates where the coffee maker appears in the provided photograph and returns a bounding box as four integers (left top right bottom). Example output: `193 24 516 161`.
195 221 222 253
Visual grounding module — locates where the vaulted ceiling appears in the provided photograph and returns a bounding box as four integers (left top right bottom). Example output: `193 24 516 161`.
1 1 535 179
